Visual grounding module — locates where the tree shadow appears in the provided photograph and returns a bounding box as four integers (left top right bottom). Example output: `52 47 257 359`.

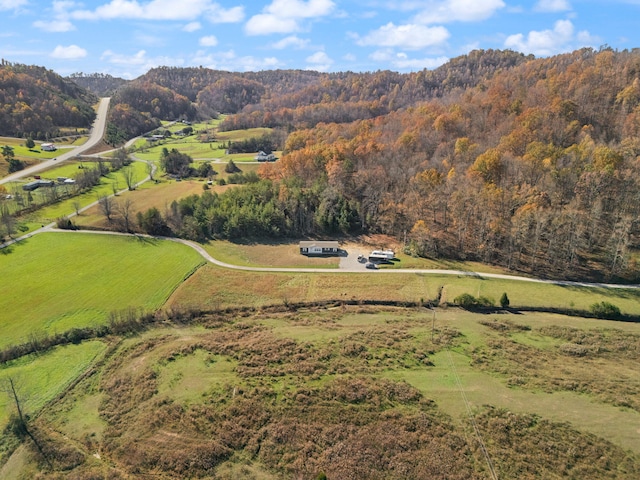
133 235 160 246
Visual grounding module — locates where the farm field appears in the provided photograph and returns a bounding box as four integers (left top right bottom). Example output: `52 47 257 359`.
132 125 277 163
3 129 640 477
0 231 204 349
167 261 640 314
73 178 207 229
7 305 637 478
0 340 108 431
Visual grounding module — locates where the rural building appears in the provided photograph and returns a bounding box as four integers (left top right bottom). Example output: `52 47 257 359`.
255 151 277 162
41 142 56 151
22 179 55 191
299 240 340 255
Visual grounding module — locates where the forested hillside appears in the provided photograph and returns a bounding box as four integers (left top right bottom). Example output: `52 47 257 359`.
261 47 640 281
141 48 640 283
5 48 640 282
131 50 530 130
0 61 97 138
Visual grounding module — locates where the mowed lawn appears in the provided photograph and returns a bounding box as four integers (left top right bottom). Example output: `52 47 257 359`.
0 232 204 349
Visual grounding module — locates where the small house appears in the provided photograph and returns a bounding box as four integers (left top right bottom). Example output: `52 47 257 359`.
41 143 56 151
255 151 277 162
299 240 340 255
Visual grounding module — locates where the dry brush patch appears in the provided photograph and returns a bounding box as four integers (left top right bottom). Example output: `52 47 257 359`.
475 406 640 479
471 321 640 412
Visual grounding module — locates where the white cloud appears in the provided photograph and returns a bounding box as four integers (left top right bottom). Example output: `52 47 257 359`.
534 0 571 12
356 22 450 49
265 0 334 17
504 19 595 56
306 51 333 71
191 49 282 71
72 0 244 23
33 1 77 32
0 0 28 11
199 35 218 47
183 21 201 32
34 19 75 32
101 49 150 65
50 44 87 59
369 48 448 70
413 0 505 24
100 49 186 78
306 51 332 64
245 0 335 36
394 55 449 70
270 35 310 49
205 4 244 23
245 15 300 35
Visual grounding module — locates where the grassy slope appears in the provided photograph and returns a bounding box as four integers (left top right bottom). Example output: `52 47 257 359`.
27 307 640 479
0 340 107 429
0 232 203 348
167 262 640 314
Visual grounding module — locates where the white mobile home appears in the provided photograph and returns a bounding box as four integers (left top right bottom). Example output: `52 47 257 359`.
299 241 340 255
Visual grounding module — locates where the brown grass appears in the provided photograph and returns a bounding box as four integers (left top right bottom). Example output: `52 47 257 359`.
73 179 209 229
204 239 338 267
165 264 442 311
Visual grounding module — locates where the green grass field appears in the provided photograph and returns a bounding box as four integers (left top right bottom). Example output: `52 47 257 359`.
20 305 638 479
0 232 204 349
131 126 277 163
0 340 107 429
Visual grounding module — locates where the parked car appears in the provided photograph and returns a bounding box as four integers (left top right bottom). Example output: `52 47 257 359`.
365 262 378 269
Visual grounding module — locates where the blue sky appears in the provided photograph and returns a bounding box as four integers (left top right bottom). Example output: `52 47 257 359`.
1 0 639 78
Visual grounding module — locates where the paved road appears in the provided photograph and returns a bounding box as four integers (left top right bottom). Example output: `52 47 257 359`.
13 229 635 290
0 97 111 185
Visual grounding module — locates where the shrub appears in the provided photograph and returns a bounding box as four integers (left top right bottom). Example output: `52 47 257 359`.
589 301 621 319
453 293 478 308
56 216 76 230
477 295 495 307
500 292 510 308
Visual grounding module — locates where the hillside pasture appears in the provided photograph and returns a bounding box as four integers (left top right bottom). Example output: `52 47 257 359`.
0 232 204 349
0 340 108 432
72 179 217 229
167 262 640 315
131 125 276 163
23 306 640 479
203 240 339 268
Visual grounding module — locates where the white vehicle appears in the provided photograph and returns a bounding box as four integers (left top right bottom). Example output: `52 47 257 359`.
369 250 395 261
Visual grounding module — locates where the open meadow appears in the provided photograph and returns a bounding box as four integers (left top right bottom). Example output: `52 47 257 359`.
0 231 204 349
166 261 640 314
132 125 277 163
3 304 636 478
3 143 640 478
